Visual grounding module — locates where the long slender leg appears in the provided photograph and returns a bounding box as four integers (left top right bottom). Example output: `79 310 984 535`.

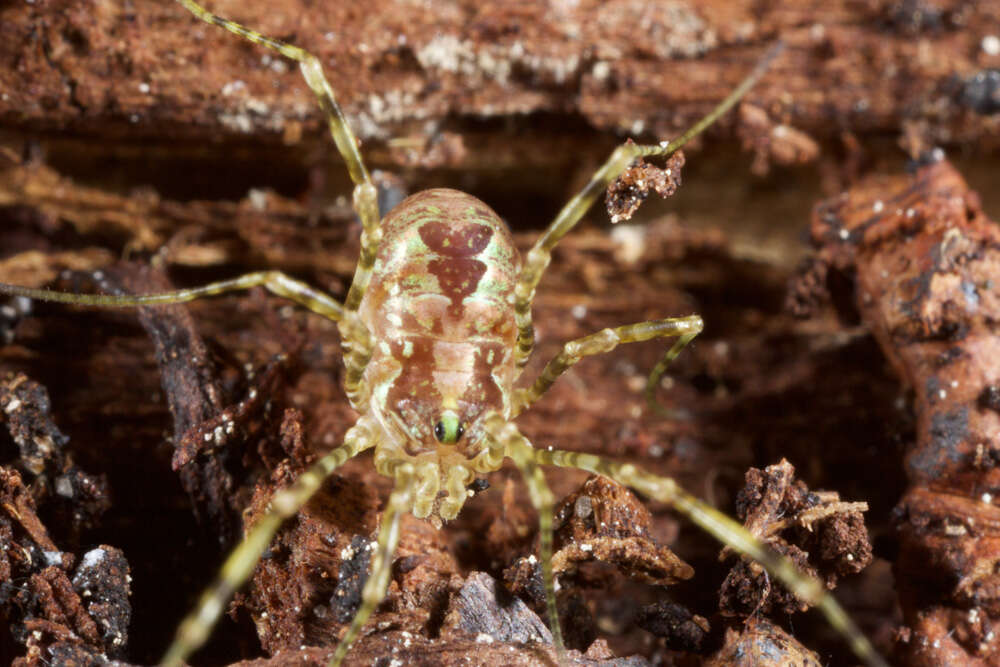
484 415 566 663
513 42 784 370
173 0 380 360
161 419 377 667
531 447 890 667
512 315 703 417
328 464 414 667
0 270 344 321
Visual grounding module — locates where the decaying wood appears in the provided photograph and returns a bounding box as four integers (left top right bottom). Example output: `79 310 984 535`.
2 1 1000 666
804 157 1000 665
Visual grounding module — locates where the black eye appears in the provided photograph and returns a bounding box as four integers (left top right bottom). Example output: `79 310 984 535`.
456 423 465 439
434 421 446 442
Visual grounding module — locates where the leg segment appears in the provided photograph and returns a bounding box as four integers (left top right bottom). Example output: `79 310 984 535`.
161 419 377 667
173 0 380 355
328 464 414 667
513 42 784 370
0 270 344 321
512 315 703 417
531 447 889 667
484 415 566 663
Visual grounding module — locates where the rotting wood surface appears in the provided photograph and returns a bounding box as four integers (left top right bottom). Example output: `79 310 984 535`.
803 157 1000 666
2 0 1000 170
1 1 1000 666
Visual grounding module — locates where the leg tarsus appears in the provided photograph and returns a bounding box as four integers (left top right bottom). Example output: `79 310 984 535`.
513 314 702 417
644 328 701 417
174 0 370 188
161 422 375 667
512 43 783 372
533 447 889 667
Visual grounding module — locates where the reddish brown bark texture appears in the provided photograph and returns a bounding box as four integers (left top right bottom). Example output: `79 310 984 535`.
806 158 1000 665
1 0 1000 666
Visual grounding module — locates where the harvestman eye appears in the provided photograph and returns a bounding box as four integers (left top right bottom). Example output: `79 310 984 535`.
433 419 464 443
0 3 890 667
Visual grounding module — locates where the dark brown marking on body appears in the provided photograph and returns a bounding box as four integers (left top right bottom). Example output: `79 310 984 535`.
419 220 494 258
428 257 488 315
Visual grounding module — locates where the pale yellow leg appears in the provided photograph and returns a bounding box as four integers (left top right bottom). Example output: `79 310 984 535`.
513 43 785 370
484 414 566 664
0 270 344 321
512 315 703 417
531 447 889 667
328 464 414 667
161 419 377 667
172 0 381 401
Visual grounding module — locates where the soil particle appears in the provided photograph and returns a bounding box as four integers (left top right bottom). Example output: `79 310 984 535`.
719 459 872 618
442 571 552 645
551 475 694 587
634 600 710 654
704 617 822 667
605 150 685 225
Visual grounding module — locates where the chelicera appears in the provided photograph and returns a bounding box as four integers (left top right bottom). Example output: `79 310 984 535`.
0 2 889 666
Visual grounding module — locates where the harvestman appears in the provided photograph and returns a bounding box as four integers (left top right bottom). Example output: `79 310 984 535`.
0 2 888 666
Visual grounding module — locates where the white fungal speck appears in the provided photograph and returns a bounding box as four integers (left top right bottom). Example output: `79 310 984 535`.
938 389 947 400
610 224 646 264
982 493 993 504
81 548 107 569
475 633 494 644
571 304 587 319
138 82 150 94
248 188 269 211
872 200 884 213
838 228 850 240
983 35 1000 56
221 80 247 96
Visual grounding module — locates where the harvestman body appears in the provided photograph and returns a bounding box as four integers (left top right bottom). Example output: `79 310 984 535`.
0 2 889 666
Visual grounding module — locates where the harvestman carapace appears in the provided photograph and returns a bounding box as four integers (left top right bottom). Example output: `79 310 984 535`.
0 2 888 666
